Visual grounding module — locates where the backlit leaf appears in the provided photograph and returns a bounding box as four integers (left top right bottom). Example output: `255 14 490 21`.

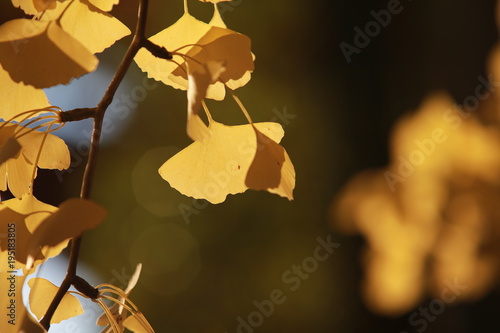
0 194 59 273
88 0 119 11
0 123 70 198
0 272 45 333
0 19 98 88
42 0 131 54
0 136 21 165
186 60 225 140
135 11 253 100
28 278 84 324
159 121 295 204
26 198 106 268
11 0 59 15
0 64 50 120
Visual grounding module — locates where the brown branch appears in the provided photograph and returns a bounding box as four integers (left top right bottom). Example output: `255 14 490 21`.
40 0 152 329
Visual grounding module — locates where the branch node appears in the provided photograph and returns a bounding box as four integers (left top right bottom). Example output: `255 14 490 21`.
73 275 100 300
141 38 173 60
59 108 96 122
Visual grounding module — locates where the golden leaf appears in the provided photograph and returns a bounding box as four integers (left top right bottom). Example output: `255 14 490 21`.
0 136 21 165
186 60 225 140
0 194 59 273
0 123 70 198
0 272 45 333
134 11 253 100
26 198 106 269
0 19 98 88
0 64 50 120
11 0 59 15
42 0 131 54
28 278 84 324
198 0 234 3
88 0 119 11
159 121 295 204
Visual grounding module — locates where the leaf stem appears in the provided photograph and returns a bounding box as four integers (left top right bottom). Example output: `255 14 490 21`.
40 0 151 329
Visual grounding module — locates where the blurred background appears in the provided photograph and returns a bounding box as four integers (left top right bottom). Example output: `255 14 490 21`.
2 0 500 332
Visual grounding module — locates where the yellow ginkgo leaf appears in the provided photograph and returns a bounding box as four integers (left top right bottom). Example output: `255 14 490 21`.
123 314 154 333
0 64 50 120
26 198 106 269
159 121 295 204
0 136 21 165
0 19 98 88
28 278 84 324
0 272 45 333
135 11 253 100
199 0 233 3
97 263 143 331
172 27 253 91
88 0 119 11
0 195 59 273
0 123 70 198
42 0 131 54
135 13 212 93
186 60 225 140
246 126 295 200
11 0 58 15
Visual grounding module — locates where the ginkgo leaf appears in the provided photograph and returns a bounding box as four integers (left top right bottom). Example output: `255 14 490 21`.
134 11 253 100
26 198 106 269
0 136 21 165
123 314 154 333
199 0 233 3
0 19 98 88
97 263 142 329
172 28 253 90
246 126 295 200
0 123 70 198
42 0 131 54
28 278 84 324
88 0 119 11
11 0 58 15
0 194 60 273
0 64 50 120
186 60 225 140
0 272 45 333
159 121 295 204
18 126 71 170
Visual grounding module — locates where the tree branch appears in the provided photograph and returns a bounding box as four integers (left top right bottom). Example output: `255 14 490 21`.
40 0 153 329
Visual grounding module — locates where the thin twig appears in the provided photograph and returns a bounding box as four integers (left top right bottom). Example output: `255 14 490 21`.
40 0 152 329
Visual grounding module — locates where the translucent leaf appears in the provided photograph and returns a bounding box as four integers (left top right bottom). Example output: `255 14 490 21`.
0 272 45 333
0 124 70 198
246 126 295 200
28 278 84 324
186 60 225 141
26 198 106 268
123 314 154 333
0 136 21 165
0 19 98 88
11 0 59 15
19 127 71 170
159 121 295 204
135 12 253 100
42 0 131 54
88 0 119 11
0 195 59 273
199 0 234 3
172 25 254 90
0 64 50 120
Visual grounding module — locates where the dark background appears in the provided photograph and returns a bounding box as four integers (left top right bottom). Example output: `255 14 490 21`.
2 0 500 332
